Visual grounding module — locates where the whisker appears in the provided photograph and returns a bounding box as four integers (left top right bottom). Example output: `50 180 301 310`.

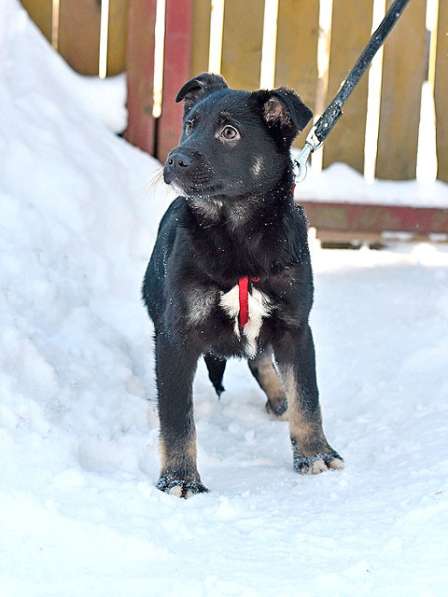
148 166 164 185
144 166 167 193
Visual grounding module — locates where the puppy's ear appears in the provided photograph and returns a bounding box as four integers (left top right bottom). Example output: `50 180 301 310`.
251 87 312 143
176 73 228 115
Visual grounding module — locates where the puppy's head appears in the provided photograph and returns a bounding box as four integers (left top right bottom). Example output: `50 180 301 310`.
163 73 312 198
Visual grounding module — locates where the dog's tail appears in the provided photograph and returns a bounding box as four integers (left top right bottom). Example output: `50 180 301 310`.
204 353 226 397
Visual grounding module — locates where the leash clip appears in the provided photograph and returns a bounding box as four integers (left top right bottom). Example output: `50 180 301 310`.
294 126 322 183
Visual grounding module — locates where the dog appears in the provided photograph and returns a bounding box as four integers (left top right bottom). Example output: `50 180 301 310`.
143 73 343 498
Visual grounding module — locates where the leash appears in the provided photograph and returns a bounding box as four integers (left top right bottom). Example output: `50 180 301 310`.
294 0 412 182
238 0 411 329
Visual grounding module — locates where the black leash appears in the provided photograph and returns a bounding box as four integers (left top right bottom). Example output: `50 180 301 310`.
294 0 412 181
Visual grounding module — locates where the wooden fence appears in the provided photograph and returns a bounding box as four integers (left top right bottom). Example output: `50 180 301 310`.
21 0 448 241
21 0 129 76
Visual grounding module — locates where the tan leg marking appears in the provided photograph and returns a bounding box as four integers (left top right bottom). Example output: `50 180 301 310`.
282 368 344 474
158 433 207 497
159 432 197 473
249 352 288 419
257 356 285 401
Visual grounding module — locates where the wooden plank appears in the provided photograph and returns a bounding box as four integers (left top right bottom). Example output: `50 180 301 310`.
107 0 129 76
191 0 211 76
316 229 447 245
323 0 373 173
125 0 157 155
21 0 52 42
221 0 264 90
316 229 384 245
275 0 319 145
300 201 448 235
376 0 427 180
157 0 194 161
58 0 101 75
435 0 448 182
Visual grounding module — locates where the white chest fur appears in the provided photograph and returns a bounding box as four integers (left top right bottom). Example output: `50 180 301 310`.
219 285 272 358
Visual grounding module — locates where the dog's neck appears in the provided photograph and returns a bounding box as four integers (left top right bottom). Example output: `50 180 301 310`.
185 165 295 232
179 165 304 281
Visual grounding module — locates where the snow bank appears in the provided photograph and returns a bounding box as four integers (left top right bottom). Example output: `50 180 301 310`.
69 73 128 134
1 2 448 596
0 4 171 589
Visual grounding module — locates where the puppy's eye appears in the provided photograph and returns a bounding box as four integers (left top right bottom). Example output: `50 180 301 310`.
184 121 193 134
220 125 240 141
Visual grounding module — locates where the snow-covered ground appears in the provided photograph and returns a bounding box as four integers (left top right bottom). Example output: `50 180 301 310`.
1 2 448 596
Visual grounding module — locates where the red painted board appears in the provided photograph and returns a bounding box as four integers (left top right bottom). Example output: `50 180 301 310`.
300 201 448 235
157 0 194 161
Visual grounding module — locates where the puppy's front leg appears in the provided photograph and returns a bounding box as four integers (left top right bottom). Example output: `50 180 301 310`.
274 325 344 474
154 333 207 497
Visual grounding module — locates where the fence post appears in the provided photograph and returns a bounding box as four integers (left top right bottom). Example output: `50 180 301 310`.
376 0 427 180
21 0 52 42
221 0 264 90
435 0 448 182
275 1 319 146
323 0 374 173
58 0 101 75
107 0 130 76
157 0 194 161
125 0 157 155
191 0 211 76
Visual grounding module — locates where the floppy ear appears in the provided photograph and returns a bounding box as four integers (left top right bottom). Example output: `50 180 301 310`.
176 73 228 116
251 87 312 144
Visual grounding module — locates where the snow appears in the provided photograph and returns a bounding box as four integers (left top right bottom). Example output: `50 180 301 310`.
68 73 127 134
295 162 448 209
1 2 448 596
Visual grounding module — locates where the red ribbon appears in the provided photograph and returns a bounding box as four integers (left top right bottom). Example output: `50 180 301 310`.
238 276 260 328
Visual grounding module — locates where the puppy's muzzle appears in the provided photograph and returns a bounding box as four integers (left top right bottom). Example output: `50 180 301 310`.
163 150 193 184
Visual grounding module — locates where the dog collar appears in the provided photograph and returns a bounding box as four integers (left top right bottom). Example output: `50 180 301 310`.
238 276 260 327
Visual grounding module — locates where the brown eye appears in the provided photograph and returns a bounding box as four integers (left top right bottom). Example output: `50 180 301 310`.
221 125 239 140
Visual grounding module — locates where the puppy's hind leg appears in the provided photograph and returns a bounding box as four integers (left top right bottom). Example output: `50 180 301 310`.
248 347 288 419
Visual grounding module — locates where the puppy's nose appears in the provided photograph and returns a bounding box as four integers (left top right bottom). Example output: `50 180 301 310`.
167 152 192 170
164 151 193 184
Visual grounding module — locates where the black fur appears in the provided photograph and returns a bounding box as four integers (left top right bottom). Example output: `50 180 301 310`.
143 73 342 496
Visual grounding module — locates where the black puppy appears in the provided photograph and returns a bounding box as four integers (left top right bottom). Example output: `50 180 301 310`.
143 73 343 498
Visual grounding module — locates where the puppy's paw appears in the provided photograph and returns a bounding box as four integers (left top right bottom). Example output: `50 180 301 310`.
156 476 209 498
265 397 288 420
294 451 344 475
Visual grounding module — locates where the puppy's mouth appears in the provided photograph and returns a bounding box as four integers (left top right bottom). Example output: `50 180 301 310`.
162 166 177 186
163 169 222 197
